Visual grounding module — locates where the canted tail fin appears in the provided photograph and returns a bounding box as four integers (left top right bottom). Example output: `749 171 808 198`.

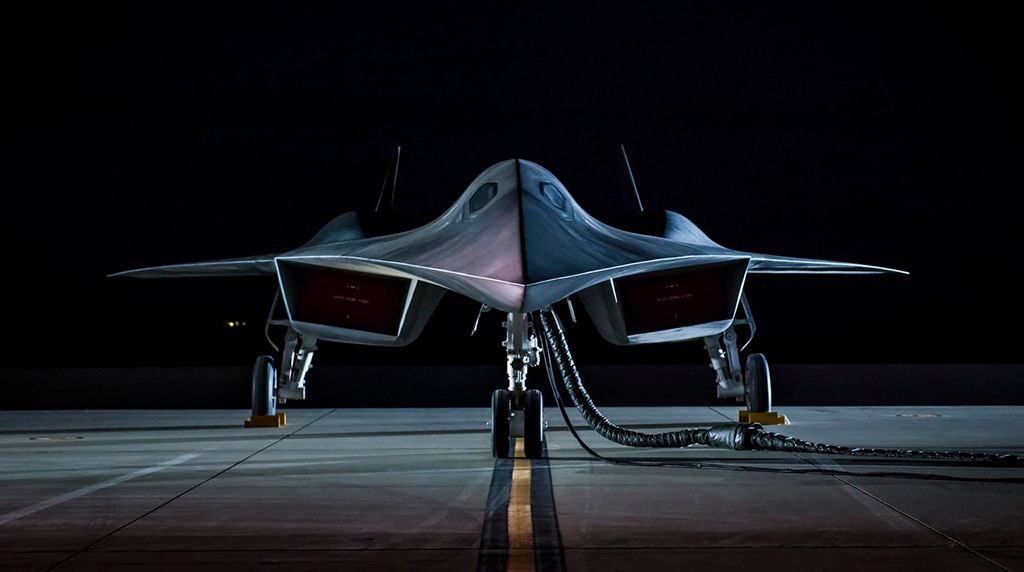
618 144 644 213
374 146 401 213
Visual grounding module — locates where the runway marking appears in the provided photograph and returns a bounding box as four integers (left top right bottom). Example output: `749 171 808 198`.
0 453 199 527
529 442 566 572
508 439 535 571
478 438 565 572
478 449 513 572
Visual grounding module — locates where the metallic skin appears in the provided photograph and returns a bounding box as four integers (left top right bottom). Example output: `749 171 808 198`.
113 159 905 343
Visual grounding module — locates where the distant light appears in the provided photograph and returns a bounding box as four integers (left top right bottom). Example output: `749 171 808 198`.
225 321 247 328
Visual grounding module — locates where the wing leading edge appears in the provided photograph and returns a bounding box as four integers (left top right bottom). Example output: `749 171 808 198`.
110 159 906 306
108 254 277 278
745 254 907 275
658 210 906 276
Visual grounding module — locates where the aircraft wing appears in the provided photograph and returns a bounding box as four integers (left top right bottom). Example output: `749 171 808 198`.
744 253 907 275
658 211 907 276
109 254 277 278
111 211 368 279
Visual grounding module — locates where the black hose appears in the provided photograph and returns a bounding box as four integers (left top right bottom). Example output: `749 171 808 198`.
745 430 1020 463
536 309 1021 466
537 309 746 449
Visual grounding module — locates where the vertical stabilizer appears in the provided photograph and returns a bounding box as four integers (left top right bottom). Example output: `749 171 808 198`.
374 146 401 213
618 144 644 213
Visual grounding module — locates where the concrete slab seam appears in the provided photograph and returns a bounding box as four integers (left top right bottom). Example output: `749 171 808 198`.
41 408 338 572
794 454 1014 572
0 453 200 527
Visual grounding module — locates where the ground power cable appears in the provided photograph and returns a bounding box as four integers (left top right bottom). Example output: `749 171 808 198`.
534 309 1022 470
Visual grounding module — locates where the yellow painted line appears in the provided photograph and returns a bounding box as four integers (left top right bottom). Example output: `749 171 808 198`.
508 438 535 572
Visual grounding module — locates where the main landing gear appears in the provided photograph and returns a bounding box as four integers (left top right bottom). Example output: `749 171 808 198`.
246 293 317 428
702 296 787 425
491 313 545 458
744 352 771 413
250 354 277 411
245 353 284 428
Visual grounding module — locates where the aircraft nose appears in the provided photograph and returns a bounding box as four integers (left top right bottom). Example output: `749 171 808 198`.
439 158 590 296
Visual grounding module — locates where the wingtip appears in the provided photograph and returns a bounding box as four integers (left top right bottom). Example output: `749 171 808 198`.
107 269 153 279
879 266 910 276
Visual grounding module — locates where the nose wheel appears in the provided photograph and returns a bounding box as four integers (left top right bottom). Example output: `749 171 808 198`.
491 389 511 458
523 389 544 458
491 388 545 459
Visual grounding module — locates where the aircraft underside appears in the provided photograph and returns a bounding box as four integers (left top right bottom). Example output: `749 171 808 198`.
256 254 768 458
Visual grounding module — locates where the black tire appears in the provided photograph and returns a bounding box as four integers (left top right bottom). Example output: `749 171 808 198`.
524 389 545 459
491 389 511 458
745 353 772 413
251 355 277 416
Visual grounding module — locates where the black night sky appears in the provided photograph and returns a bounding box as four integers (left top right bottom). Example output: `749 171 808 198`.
3 4 1020 369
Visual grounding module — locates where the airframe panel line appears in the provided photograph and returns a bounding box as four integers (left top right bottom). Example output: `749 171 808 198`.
0 453 200 526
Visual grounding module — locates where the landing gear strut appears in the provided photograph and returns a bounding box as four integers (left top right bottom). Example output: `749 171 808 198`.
247 293 317 428
276 328 317 403
703 327 772 412
702 296 786 424
491 313 545 458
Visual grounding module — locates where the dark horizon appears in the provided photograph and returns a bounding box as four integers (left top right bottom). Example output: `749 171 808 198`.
3 4 1020 368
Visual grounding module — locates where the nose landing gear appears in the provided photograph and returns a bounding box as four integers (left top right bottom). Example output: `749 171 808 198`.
491 388 545 459
490 313 546 458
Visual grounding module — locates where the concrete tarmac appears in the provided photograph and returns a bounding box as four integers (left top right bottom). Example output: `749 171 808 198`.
0 407 1022 571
